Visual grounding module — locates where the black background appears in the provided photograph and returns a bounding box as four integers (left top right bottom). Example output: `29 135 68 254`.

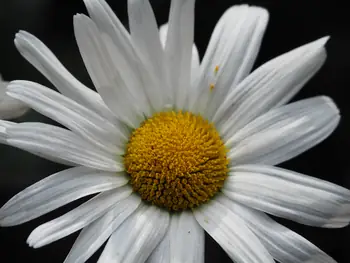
1 0 350 262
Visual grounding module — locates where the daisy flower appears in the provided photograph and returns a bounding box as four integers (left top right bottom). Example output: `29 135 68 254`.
0 0 349 262
0 75 29 119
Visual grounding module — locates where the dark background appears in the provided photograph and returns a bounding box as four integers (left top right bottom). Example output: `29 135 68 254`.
0 0 349 262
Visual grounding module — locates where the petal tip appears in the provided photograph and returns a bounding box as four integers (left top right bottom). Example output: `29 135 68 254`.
321 96 340 115
27 230 40 248
249 6 269 16
320 35 331 45
15 30 26 37
311 36 330 49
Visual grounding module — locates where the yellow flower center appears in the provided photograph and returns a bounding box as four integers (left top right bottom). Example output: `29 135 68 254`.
124 111 228 211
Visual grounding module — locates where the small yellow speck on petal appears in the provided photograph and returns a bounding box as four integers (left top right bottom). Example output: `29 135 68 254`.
214 65 219 74
209 83 215 91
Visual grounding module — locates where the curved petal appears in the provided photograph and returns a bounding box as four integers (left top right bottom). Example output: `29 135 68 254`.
27 186 132 248
84 0 129 39
14 31 115 122
193 200 274 263
7 80 127 154
218 195 337 263
147 211 205 263
5 122 123 171
159 24 200 85
146 233 170 263
73 14 147 128
227 96 339 166
164 0 195 109
223 164 350 228
1 120 76 165
0 167 128 226
0 79 29 119
64 194 141 263
191 5 268 115
98 205 169 263
213 37 328 130
128 0 168 103
83 0 159 113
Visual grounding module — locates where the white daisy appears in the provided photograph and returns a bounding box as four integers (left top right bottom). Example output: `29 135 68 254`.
0 0 349 262
0 75 29 119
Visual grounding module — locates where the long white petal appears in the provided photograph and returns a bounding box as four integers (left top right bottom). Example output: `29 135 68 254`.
159 24 200 85
193 200 274 263
147 211 205 263
223 164 350 228
164 0 195 109
6 122 123 171
191 5 268 115
64 194 141 263
14 31 116 122
214 37 328 130
7 80 126 154
218 195 337 263
1 120 75 165
0 167 128 226
98 205 169 263
83 0 158 113
128 0 167 103
83 0 139 91
146 228 170 263
73 14 146 128
27 186 132 248
227 96 339 166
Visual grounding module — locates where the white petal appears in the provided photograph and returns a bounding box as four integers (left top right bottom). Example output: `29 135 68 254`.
191 46 200 81
128 0 168 102
6 122 123 171
223 164 350 228
7 80 126 154
146 229 170 263
0 120 76 165
227 96 339 166
27 186 132 248
147 211 205 263
0 119 13 144
64 194 141 263
164 0 195 109
159 24 200 85
191 5 268 116
0 78 30 119
0 166 128 226
14 31 116 122
217 195 337 263
193 199 274 263
214 37 328 130
98 204 169 263
73 14 146 128
84 0 128 38
83 0 157 113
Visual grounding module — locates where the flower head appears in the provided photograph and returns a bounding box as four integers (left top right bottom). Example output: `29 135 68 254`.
0 0 349 262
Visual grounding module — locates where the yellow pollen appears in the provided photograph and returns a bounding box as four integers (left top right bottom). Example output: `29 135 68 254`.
124 111 229 211
214 65 219 74
209 83 215 91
